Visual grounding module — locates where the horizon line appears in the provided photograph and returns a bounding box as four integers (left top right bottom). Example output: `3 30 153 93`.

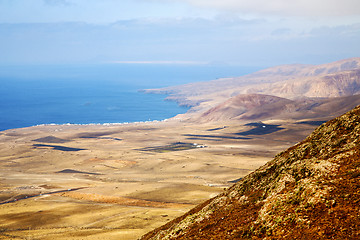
109 60 209 65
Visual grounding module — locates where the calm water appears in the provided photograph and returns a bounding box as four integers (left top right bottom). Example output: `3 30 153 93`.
0 64 261 131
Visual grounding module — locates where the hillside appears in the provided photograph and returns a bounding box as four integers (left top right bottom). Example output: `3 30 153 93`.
242 69 360 99
198 94 292 122
198 93 360 122
141 105 360 239
145 58 360 97
144 58 360 115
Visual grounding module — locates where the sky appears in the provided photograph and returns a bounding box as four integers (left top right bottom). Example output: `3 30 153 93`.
0 0 360 66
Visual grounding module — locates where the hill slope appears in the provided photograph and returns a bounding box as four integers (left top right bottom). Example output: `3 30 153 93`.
146 58 360 97
141 105 360 239
243 69 360 99
198 94 292 122
198 93 360 122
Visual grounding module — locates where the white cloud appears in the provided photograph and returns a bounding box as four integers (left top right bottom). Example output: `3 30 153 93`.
0 19 359 65
180 0 360 17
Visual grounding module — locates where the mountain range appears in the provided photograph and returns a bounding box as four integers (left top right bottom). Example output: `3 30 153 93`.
145 57 360 123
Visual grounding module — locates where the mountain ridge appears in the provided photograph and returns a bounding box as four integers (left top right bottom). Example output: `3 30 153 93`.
242 69 360 99
144 57 360 96
143 58 360 116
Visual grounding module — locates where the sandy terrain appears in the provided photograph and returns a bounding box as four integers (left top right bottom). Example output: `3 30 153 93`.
0 119 318 239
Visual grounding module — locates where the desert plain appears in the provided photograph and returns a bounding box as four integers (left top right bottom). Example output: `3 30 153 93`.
0 117 320 240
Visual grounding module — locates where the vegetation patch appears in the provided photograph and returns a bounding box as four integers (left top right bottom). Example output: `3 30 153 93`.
184 134 250 140
237 122 284 136
295 120 327 126
56 169 102 175
206 126 227 131
137 142 205 153
33 144 86 151
32 136 70 143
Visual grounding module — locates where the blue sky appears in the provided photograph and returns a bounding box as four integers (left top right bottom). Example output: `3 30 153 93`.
0 0 360 66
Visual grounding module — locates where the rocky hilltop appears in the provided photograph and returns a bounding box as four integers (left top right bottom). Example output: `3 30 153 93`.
141 105 360 239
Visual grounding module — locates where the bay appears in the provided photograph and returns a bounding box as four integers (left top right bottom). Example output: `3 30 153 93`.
0 64 261 131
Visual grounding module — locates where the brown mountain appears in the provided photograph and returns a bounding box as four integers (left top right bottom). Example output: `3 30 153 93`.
243 69 360 99
198 93 360 122
146 57 360 97
198 94 292 122
141 105 360 240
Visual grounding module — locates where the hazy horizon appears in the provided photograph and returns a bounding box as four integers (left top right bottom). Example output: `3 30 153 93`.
0 0 359 67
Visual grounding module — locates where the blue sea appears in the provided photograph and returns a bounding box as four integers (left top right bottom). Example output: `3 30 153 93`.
0 64 261 131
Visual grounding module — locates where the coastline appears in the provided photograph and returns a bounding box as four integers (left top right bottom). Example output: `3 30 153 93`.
0 92 190 132
0 63 259 132
32 118 171 128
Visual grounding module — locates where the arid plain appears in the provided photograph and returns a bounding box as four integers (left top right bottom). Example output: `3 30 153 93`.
0 117 318 239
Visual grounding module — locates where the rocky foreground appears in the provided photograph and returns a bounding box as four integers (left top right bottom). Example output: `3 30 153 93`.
141 105 360 239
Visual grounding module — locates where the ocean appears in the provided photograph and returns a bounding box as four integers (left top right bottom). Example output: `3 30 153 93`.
0 64 261 131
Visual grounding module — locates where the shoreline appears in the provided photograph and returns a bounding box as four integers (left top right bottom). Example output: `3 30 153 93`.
0 118 175 133
0 87 193 132
34 118 171 127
